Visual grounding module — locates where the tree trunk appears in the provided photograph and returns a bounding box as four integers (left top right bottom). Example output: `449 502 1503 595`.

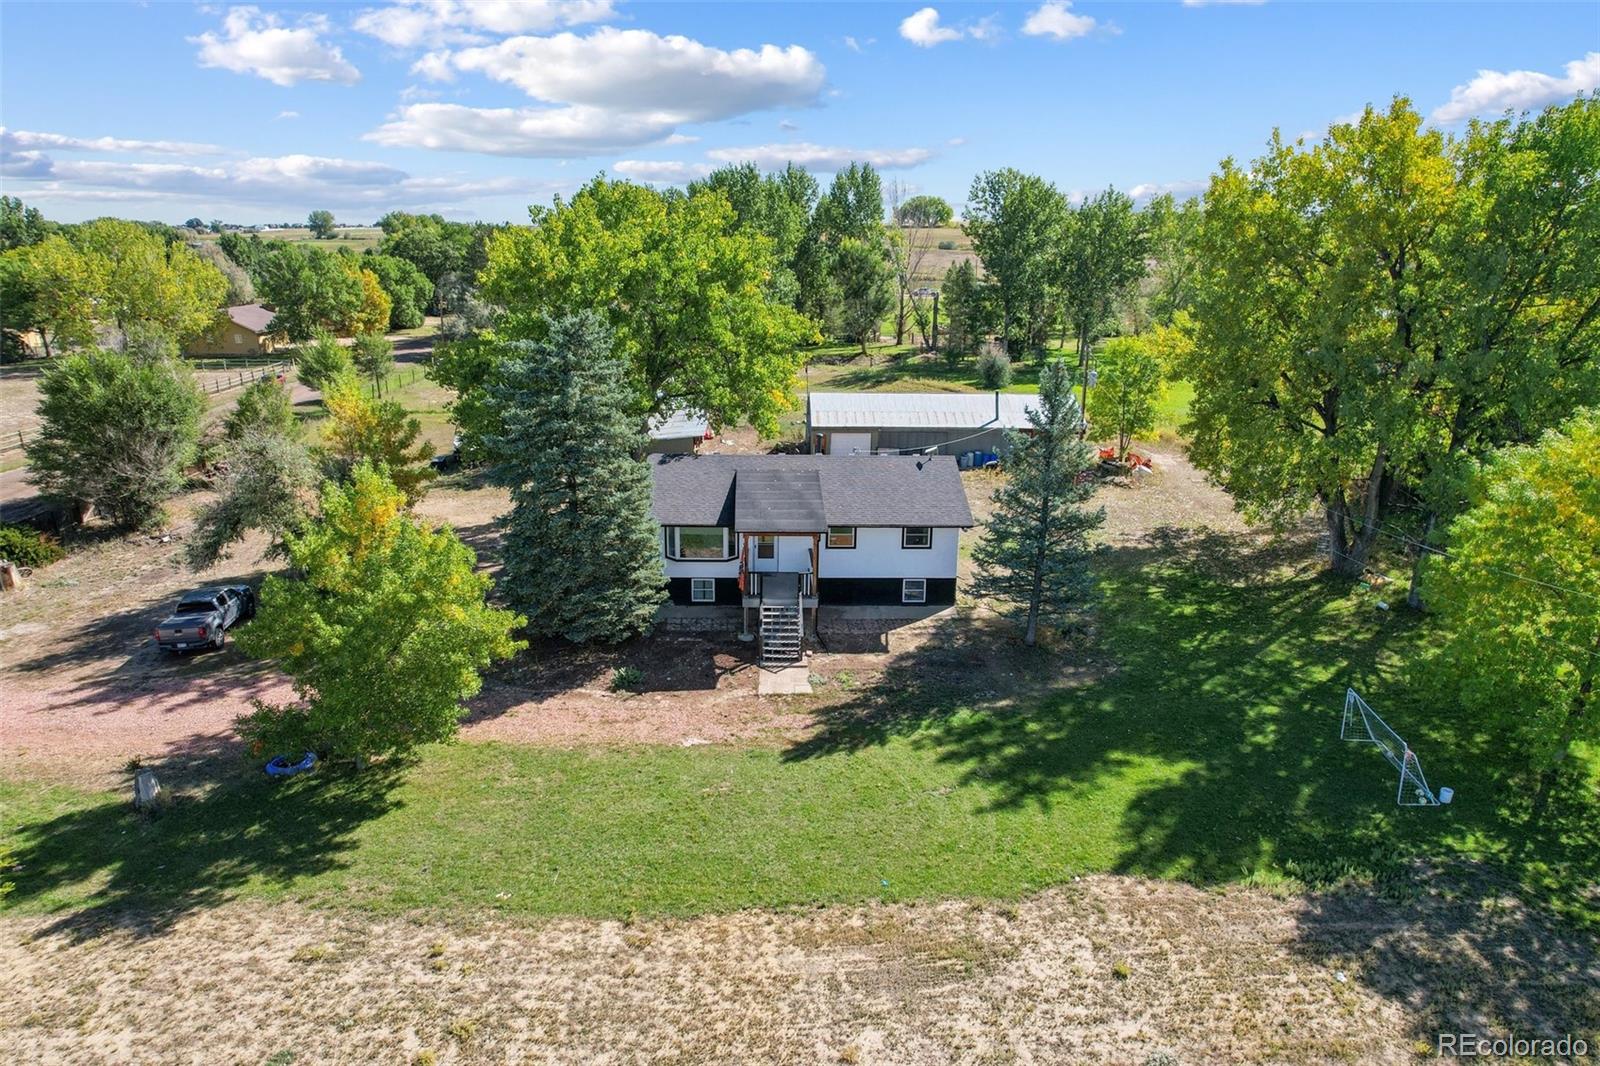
894 287 905 346
1327 447 1388 576
1076 327 1091 431
1405 510 1437 611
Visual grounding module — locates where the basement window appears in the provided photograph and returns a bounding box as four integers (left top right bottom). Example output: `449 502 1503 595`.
902 579 927 604
691 578 716 603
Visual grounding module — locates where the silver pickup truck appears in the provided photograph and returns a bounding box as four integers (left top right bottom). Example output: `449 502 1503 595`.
151 585 256 654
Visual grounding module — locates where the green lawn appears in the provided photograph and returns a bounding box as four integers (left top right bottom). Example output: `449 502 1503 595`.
6 540 1595 928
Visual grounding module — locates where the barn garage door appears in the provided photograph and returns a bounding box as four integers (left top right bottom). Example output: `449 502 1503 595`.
828 432 873 455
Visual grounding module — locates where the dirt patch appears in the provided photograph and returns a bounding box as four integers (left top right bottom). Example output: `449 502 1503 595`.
1 446 1246 785
6 875 1591 1064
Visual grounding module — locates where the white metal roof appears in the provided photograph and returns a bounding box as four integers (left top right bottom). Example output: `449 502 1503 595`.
648 409 711 440
807 391 1038 430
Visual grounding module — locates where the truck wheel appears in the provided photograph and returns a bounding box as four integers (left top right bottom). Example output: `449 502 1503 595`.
213 631 226 651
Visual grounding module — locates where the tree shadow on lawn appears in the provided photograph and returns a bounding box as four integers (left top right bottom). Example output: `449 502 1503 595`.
5 761 407 943
1290 856 1600 1049
784 525 1600 922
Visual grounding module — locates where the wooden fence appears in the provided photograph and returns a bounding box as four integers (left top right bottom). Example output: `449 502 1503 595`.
0 359 294 456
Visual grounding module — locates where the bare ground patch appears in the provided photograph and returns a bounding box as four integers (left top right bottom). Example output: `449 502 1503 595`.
2 446 1266 784
5 875 1593 1065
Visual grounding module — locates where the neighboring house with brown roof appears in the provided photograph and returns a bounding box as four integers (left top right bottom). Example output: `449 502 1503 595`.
186 304 283 357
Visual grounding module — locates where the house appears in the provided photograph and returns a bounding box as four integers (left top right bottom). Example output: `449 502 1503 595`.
805 390 1037 459
650 453 974 663
647 409 712 454
185 304 283 357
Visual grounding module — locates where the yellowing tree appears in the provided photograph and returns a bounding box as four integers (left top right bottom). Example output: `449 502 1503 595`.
72 219 227 341
343 263 392 336
236 464 525 761
322 377 435 503
1428 408 1600 813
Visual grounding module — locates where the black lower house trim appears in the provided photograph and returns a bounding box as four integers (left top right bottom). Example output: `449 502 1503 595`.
817 577 956 607
665 576 743 606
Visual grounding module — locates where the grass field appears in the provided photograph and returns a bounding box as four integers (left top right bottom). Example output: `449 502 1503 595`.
192 226 384 255
7 539 1595 928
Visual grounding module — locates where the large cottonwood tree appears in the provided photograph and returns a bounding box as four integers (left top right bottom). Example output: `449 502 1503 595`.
1182 97 1600 578
477 177 813 437
964 169 1065 355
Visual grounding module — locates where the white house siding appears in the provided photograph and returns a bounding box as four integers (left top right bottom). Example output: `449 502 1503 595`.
661 554 740 579
818 526 959 579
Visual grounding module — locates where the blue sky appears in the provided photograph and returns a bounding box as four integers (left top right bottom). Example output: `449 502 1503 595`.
2 1 1596 223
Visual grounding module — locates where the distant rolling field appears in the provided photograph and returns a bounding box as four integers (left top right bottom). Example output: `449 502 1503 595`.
192 226 384 253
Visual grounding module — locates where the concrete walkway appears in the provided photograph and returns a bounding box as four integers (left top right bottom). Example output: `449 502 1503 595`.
757 664 812 696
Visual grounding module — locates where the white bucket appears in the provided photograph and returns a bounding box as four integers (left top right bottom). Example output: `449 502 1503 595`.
1437 787 1454 805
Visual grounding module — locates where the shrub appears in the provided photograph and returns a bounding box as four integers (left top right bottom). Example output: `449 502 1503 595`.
976 349 1013 389
0 523 64 568
25 348 204 529
295 331 353 393
611 666 643 691
936 240 957 250
225 375 296 440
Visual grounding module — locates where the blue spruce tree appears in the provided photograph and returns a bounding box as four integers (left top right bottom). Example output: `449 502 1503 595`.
484 312 666 642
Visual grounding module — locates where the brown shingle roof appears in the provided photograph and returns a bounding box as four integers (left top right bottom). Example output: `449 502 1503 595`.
224 304 276 334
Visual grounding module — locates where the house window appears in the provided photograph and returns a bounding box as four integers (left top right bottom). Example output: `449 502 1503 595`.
673 526 728 559
902 526 933 549
902 579 927 604
233 332 244 344
690 578 716 603
826 526 856 549
756 535 776 560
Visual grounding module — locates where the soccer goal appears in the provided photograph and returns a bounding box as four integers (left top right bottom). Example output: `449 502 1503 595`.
1340 688 1450 807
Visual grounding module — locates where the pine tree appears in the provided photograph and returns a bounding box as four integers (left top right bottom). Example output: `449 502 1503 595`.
972 359 1104 645
484 312 667 642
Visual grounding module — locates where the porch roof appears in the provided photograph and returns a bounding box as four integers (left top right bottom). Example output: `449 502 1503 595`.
733 467 825 532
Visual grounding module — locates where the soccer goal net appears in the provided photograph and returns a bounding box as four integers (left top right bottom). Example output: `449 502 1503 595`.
1340 688 1447 807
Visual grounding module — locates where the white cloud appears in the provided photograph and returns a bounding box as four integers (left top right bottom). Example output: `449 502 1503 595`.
379 28 827 157
366 103 682 157
1021 1 1097 41
0 127 225 155
0 142 545 211
706 142 933 171
431 28 824 121
1432 52 1600 123
353 0 615 49
779 119 800 132
1127 178 1207 203
611 159 716 183
843 35 864 53
191 6 360 87
275 110 300 121
1181 0 1266 5
899 8 963 47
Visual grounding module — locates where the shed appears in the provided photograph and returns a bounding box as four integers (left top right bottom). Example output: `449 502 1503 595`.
805 391 1038 457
